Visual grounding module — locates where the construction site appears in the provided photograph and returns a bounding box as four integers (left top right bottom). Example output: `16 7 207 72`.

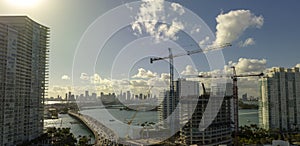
147 43 264 145
43 44 265 146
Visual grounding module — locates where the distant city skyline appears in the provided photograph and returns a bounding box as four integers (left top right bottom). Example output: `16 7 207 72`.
0 0 299 98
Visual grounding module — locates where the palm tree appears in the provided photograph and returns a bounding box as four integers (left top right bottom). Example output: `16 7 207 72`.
78 135 90 146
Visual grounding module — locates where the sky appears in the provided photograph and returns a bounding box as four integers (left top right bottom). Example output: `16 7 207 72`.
0 0 299 98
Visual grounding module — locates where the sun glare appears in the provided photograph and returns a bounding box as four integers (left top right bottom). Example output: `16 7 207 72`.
6 0 40 7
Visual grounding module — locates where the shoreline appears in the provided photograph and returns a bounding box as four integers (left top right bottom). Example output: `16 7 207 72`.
68 111 98 145
68 111 119 145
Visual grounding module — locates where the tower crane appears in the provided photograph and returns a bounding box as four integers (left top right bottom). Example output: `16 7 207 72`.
150 43 231 140
230 66 264 145
150 43 232 100
198 66 263 145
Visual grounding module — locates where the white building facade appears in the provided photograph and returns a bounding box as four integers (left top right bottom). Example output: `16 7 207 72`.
259 67 300 131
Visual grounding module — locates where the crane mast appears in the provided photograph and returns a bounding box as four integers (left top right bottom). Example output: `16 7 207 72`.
198 66 263 145
168 48 175 112
167 48 176 138
231 66 264 145
231 66 239 146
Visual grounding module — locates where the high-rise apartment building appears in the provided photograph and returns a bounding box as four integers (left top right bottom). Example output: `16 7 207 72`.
0 16 49 145
180 82 233 145
259 67 300 131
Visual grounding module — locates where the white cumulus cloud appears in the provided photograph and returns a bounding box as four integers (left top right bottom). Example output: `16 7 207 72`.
80 73 90 80
147 73 169 86
61 75 70 80
132 68 158 79
197 58 267 98
89 73 115 86
163 19 184 41
130 80 148 87
90 73 102 84
48 85 73 98
171 3 185 15
191 27 200 34
181 65 198 76
239 38 255 47
215 9 264 45
132 0 185 42
199 36 210 46
160 73 170 80
226 58 267 74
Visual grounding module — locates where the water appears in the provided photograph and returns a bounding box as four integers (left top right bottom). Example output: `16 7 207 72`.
239 109 259 126
80 108 259 138
44 114 95 143
80 109 158 138
45 104 258 141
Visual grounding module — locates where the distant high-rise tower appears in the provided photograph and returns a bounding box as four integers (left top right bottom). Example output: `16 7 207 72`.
126 91 131 100
85 90 89 98
0 16 49 145
259 67 300 131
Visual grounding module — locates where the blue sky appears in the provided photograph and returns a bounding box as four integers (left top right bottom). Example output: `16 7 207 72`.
0 0 299 97
180 0 300 68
